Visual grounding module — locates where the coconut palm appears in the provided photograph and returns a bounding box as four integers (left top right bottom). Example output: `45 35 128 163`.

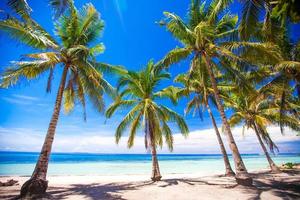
158 0 281 185
239 0 300 39
170 66 235 176
0 2 121 197
106 61 189 181
225 87 300 173
257 22 300 132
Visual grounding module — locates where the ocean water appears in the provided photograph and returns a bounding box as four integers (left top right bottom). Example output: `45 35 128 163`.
0 152 299 176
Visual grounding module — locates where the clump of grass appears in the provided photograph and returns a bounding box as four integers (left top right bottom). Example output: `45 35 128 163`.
284 162 295 169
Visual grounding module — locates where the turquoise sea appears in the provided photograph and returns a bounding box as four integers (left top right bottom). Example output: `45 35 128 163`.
0 152 299 176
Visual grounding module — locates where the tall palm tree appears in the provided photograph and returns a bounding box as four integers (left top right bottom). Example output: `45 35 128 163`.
158 0 281 185
225 87 300 173
106 61 189 181
171 67 235 176
0 2 120 198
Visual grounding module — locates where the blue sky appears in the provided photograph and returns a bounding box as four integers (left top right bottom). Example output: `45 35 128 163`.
0 0 299 153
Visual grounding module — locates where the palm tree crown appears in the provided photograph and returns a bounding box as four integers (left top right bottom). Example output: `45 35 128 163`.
106 61 189 150
0 3 116 117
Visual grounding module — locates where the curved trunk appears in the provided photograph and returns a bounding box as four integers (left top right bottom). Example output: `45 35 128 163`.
202 52 252 186
147 120 162 181
253 123 281 173
206 102 235 176
20 65 69 198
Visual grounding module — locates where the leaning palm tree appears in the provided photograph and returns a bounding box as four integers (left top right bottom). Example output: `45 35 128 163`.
0 2 121 198
158 0 281 185
106 61 189 181
225 87 300 173
171 67 235 176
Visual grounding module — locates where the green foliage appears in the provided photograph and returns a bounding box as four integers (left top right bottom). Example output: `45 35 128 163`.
284 162 295 169
7 0 32 20
0 2 121 120
225 86 300 153
159 0 279 77
106 61 189 151
239 0 300 39
238 0 265 40
7 0 74 19
49 0 74 18
0 18 58 49
272 0 300 25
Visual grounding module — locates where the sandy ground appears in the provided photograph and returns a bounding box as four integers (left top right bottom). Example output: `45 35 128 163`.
0 170 299 200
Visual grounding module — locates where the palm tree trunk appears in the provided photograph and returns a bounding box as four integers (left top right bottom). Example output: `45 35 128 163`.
20 65 69 198
206 102 235 176
253 123 281 173
151 141 162 181
202 52 252 186
148 120 162 181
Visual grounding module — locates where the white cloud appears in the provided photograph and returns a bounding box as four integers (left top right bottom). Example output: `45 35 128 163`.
1 94 40 105
12 94 39 101
0 126 299 154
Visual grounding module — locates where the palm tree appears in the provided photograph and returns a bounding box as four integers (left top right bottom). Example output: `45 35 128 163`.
256 21 300 131
171 66 235 176
158 0 281 185
0 2 121 198
225 87 300 173
106 61 189 181
239 0 300 39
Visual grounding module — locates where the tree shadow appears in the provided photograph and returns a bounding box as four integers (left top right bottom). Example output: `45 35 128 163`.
0 180 159 200
238 171 300 200
157 176 237 188
1 171 299 200
0 188 20 200
47 183 137 200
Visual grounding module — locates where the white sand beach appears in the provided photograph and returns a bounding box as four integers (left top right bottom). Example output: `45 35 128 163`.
1 169 299 200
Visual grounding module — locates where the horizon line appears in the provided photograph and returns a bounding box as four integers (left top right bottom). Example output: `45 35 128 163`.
0 150 299 156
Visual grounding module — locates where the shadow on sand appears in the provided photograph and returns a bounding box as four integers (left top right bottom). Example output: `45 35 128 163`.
1 170 300 200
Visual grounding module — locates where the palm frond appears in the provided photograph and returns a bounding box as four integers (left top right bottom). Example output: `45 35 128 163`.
96 62 127 76
106 99 137 118
115 104 142 144
49 0 74 18
208 0 233 23
8 0 32 20
239 0 265 40
89 43 105 56
162 121 173 151
63 77 75 114
154 86 181 105
157 47 192 69
128 112 142 148
0 18 58 49
159 105 189 137
0 59 60 88
163 12 195 45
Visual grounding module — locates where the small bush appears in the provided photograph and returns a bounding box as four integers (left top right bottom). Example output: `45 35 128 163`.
285 162 295 169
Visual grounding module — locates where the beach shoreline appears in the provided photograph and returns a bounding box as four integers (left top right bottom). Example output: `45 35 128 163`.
1 169 299 200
